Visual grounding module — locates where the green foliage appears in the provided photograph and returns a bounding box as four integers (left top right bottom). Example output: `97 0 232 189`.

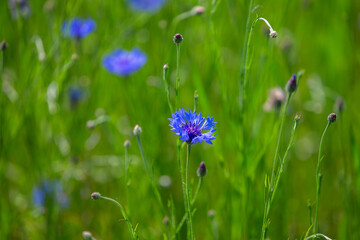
1 0 359 239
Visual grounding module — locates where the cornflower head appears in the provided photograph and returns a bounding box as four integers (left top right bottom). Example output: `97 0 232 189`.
9 0 31 19
128 0 165 12
169 108 216 145
62 18 96 39
32 180 68 209
68 86 83 107
102 48 147 76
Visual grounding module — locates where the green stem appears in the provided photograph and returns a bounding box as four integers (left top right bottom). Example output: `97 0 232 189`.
314 121 331 234
239 0 253 112
175 43 180 110
193 91 198 112
237 2 253 238
270 117 298 205
175 177 203 234
185 144 194 240
269 93 292 191
163 65 173 113
136 135 150 176
261 93 292 240
100 196 137 240
136 135 165 214
125 144 131 216
0 52 3 160
179 144 187 236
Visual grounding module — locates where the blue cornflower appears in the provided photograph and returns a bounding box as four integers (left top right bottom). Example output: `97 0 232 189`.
68 86 83 106
169 109 217 145
62 18 96 39
128 0 165 12
102 48 147 76
32 180 68 209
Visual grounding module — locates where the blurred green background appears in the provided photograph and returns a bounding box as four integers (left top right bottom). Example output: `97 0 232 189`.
1 0 360 239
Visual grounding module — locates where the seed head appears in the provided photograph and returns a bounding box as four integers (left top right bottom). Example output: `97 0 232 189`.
124 140 130 147
133 124 142 136
0 40 8 51
327 113 337 123
197 161 207 177
285 74 297 93
91 192 101 200
269 30 278 38
173 33 183 44
192 6 205 15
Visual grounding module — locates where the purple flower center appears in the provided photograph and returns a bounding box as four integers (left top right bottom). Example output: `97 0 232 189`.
182 122 202 141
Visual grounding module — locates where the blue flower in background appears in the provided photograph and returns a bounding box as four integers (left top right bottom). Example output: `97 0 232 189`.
68 87 83 107
32 180 68 209
128 0 165 12
8 0 31 19
169 109 217 145
102 48 147 76
62 18 96 39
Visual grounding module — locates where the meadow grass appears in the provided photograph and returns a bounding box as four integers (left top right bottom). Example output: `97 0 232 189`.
1 0 360 239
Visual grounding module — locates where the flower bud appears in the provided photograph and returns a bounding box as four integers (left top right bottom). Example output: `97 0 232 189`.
163 216 169 226
163 64 169 70
192 6 205 15
0 40 8 51
263 87 285 112
86 120 96 129
269 30 277 38
173 33 183 44
197 161 207 177
124 140 130 147
133 124 142 136
208 209 215 218
194 90 198 100
285 74 297 93
82 231 94 240
72 53 78 61
294 114 301 124
334 97 345 113
327 113 337 123
91 192 101 200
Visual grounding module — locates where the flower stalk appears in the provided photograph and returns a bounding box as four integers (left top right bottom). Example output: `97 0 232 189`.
313 113 336 234
124 140 131 216
175 41 181 110
261 73 298 240
136 131 165 214
163 64 173 112
92 193 137 240
185 144 194 240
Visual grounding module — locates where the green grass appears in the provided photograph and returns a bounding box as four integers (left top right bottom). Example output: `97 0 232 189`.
1 0 360 239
